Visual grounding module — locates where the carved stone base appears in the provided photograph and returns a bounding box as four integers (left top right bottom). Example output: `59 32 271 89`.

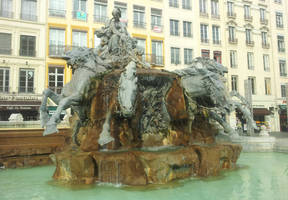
52 143 242 185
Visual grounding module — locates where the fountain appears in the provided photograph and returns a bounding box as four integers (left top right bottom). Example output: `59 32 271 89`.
39 9 248 186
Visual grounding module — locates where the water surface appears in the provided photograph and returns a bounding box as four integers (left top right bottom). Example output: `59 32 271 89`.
0 153 287 200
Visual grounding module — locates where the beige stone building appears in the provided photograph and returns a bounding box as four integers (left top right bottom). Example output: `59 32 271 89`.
163 0 288 132
1 0 288 132
0 0 46 120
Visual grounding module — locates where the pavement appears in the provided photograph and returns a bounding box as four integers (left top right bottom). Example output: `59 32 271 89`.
269 132 288 153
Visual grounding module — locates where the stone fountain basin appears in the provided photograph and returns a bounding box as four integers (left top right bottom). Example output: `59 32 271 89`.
51 143 241 186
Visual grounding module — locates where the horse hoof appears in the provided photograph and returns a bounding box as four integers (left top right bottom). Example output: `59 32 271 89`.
43 123 59 136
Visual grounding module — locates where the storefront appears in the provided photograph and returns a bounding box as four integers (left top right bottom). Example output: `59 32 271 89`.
253 108 272 131
279 105 287 132
0 95 41 121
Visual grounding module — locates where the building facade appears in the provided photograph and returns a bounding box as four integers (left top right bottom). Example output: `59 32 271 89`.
0 0 46 120
1 0 288 132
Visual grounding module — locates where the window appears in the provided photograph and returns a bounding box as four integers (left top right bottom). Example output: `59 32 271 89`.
49 28 65 56
279 60 287 76
263 54 270 72
19 68 34 93
244 5 251 19
114 1 127 22
0 0 13 18
199 0 207 14
73 0 87 20
21 0 37 21
133 5 145 28
247 52 254 70
48 66 64 94
200 24 208 43
231 75 238 92
261 32 268 45
212 25 220 44
248 76 256 95
275 0 282 4
211 0 219 17
135 38 146 61
183 21 192 37
49 0 65 17
228 26 236 42
230 50 237 68
0 33 11 55
72 30 87 47
277 35 285 52
213 51 221 64
169 0 178 8
152 40 163 65
182 0 191 9
276 12 283 28
171 47 180 64
151 8 162 32
260 8 265 22
94 32 101 48
245 29 252 44
170 19 179 36
281 85 286 97
264 78 271 95
20 35 36 57
184 48 193 64
94 0 107 23
201 49 210 58
0 67 9 92
227 2 234 16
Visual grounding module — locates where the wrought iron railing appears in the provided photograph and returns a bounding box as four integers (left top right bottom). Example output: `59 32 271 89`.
49 9 66 17
20 13 37 21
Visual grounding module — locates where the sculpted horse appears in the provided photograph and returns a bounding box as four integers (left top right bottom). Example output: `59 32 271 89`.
40 48 111 138
172 57 257 135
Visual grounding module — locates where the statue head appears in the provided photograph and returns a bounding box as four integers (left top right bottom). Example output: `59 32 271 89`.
112 8 121 20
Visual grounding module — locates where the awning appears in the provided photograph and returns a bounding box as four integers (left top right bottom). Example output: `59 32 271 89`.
253 108 271 115
0 101 41 111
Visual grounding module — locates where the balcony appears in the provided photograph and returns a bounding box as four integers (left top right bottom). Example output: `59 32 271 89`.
151 24 163 33
213 40 221 45
0 48 12 55
19 49 36 57
20 13 37 21
94 15 108 23
0 86 10 93
72 11 88 21
0 10 13 18
201 38 209 44
227 12 236 19
262 43 270 49
211 14 220 19
48 9 66 18
18 87 35 94
49 86 63 95
145 54 164 66
228 38 238 44
244 15 253 22
49 45 67 57
200 12 209 18
280 73 287 77
279 48 286 53
260 18 268 25
246 40 254 47
133 21 146 28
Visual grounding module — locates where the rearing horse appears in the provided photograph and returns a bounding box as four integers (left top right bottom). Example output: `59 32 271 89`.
40 47 110 137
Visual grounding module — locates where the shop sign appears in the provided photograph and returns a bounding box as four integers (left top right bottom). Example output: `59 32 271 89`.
0 95 41 101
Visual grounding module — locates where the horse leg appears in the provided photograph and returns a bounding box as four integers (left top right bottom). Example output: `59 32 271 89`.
40 89 61 127
44 94 81 136
209 110 236 135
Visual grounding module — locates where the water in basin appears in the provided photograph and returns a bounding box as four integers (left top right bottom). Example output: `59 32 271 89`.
0 152 287 200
